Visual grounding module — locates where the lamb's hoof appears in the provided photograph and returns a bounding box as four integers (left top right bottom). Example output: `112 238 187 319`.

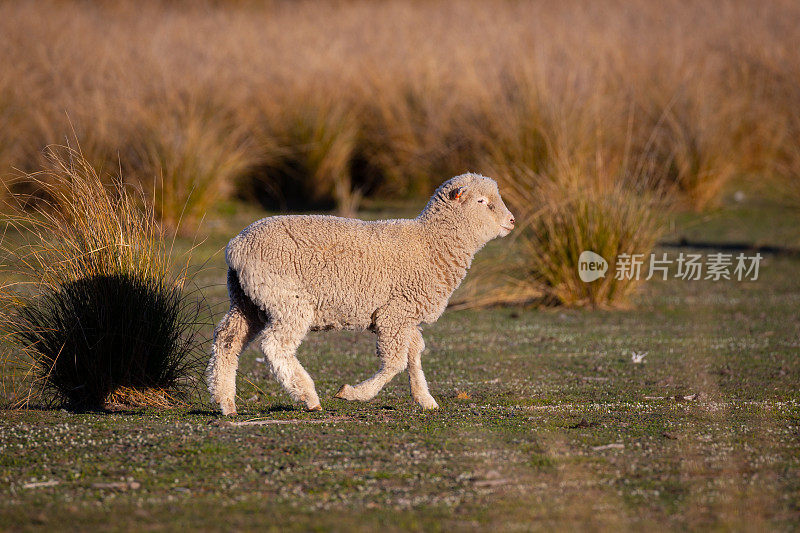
334 384 355 401
220 398 237 416
306 404 322 412
416 395 439 410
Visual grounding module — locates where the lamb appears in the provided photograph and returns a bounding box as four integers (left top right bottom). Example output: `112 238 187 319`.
205 173 515 415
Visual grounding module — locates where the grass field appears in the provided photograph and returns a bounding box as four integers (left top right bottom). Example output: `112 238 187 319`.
1 195 798 531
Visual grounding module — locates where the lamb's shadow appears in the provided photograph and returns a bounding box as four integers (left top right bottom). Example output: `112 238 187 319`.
259 403 299 413
187 409 219 416
200 403 301 417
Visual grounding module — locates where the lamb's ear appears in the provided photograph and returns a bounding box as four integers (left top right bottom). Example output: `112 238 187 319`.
448 186 466 202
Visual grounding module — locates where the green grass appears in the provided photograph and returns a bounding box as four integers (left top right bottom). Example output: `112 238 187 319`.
1 198 799 531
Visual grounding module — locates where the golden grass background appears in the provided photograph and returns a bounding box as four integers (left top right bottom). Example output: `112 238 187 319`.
1 0 799 305
2 0 799 208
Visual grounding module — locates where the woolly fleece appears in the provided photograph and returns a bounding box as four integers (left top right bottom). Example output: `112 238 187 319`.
206 173 514 414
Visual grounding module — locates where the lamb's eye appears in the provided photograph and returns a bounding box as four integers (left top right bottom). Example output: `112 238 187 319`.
477 198 486 204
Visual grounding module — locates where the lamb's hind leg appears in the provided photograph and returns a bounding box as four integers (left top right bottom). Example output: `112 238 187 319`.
407 328 438 409
335 325 411 402
207 269 264 415
206 305 264 416
259 317 321 411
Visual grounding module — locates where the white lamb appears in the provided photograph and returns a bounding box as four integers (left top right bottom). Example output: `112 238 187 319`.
206 173 515 414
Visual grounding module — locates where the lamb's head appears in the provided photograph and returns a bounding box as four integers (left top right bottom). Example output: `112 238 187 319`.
420 173 515 245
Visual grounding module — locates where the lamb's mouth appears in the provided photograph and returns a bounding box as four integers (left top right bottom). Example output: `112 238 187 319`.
501 225 514 232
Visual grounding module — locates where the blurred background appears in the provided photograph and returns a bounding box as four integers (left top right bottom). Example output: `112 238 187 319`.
1 0 799 307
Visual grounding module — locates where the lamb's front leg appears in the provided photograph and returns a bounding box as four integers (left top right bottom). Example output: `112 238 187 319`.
335 325 411 402
407 327 438 409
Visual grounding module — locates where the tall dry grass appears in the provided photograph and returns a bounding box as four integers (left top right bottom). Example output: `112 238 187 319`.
2 0 798 216
133 96 256 231
511 174 663 308
469 88 666 307
1 0 799 306
0 146 206 408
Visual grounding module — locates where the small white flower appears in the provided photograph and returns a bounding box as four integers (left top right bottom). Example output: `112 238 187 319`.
630 351 648 364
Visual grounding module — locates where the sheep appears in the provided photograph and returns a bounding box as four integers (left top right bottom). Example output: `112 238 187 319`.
205 173 515 415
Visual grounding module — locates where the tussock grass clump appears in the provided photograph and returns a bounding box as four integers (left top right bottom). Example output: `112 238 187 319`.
454 173 664 309
13 274 198 408
520 182 663 308
481 143 665 308
132 98 256 232
634 93 738 211
0 146 205 409
458 81 666 308
769 81 800 208
247 99 362 216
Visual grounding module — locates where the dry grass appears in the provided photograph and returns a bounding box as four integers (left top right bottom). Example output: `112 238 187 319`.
1 0 798 215
765 66 800 207
253 96 362 216
133 97 256 232
518 180 662 308
1 146 175 284
0 146 205 409
1 0 798 306
105 386 186 410
467 137 665 308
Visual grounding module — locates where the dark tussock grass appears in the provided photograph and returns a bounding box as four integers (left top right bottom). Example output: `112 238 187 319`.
12 274 203 409
0 146 208 409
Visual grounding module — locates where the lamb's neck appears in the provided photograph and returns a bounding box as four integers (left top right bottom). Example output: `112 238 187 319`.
434 240 475 293
419 216 482 293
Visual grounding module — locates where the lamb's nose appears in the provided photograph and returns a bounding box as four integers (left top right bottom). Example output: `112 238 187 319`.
509 216 515 225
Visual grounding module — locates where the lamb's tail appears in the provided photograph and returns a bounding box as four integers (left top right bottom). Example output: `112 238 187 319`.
226 267 263 318
226 267 244 303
